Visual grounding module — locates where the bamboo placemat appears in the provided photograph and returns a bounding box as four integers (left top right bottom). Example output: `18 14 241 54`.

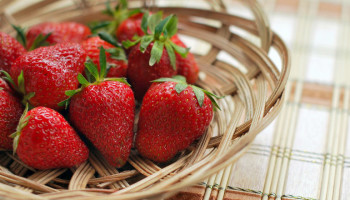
1 0 346 199
169 0 350 199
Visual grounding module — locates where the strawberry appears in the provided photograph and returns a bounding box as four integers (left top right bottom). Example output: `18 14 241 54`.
99 0 144 42
0 77 12 93
26 22 91 48
135 76 220 163
82 35 127 78
127 42 177 100
8 43 86 110
0 32 26 72
116 12 144 43
12 106 89 170
123 13 189 100
0 89 23 150
171 35 199 84
61 47 135 167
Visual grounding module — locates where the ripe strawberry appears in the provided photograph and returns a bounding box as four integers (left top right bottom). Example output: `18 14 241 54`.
82 35 127 77
99 0 144 43
26 22 91 48
128 43 177 100
0 77 12 93
171 35 199 84
12 106 89 170
62 47 135 167
116 13 144 43
9 43 86 110
0 32 26 72
135 76 220 163
0 90 23 150
124 14 189 100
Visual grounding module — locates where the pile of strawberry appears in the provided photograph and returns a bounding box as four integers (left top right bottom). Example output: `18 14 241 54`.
0 1 220 170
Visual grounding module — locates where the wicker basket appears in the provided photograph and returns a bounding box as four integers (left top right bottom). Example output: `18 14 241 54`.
0 0 290 199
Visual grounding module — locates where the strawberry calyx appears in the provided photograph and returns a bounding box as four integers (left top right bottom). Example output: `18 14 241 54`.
58 46 129 109
98 32 127 62
0 70 35 107
10 104 30 154
101 0 142 34
152 75 223 110
122 12 189 70
12 24 51 51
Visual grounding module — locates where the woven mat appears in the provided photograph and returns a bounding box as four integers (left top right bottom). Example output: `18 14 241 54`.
170 0 349 199
2 0 346 199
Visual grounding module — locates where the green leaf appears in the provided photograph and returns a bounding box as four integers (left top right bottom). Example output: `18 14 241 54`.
99 46 107 80
21 92 35 106
164 15 178 38
140 35 154 53
120 0 128 9
154 14 174 39
148 11 163 34
12 104 30 154
107 20 119 35
77 74 90 85
0 70 16 89
84 57 95 82
29 33 52 51
141 11 149 34
104 77 130 86
98 32 120 47
175 82 188 94
65 89 81 97
191 85 205 107
106 48 127 61
202 90 224 99
88 21 111 34
17 71 26 95
122 38 141 49
169 41 189 58
172 75 187 83
12 24 26 48
103 0 114 16
128 9 142 18
24 92 35 101
149 40 164 66
165 42 176 70
84 61 99 81
57 98 71 109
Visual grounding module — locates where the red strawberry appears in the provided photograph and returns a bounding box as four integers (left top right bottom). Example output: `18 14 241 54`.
135 76 220 162
26 22 91 48
100 0 144 43
0 90 23 150
0 77 12 93
128 43 177 100
124 14 189 100
0 32 26 72
64 47 135 167
10 43 86 110
171 35 199 84
116 13 144 43
82 36 127 77
12 107 89 170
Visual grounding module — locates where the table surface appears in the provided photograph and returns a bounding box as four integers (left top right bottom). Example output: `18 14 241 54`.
1 0 348 199
171 0 350 199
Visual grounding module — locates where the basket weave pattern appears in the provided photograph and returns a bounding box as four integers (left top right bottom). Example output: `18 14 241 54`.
0 0 290 199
